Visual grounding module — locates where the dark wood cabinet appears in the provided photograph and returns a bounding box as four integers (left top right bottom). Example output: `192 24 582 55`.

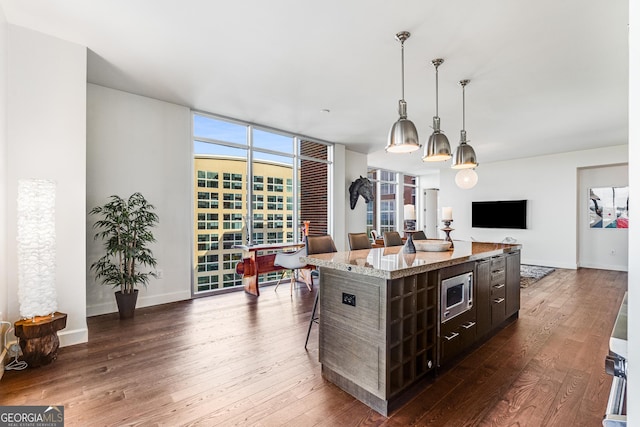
505 251 521 317
440 308 476 363
438 262 476 366
474 251 521 342
475 259 491 339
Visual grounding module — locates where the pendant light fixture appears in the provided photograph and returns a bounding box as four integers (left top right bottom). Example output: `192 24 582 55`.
422 58 451 162
452 79 478 169
455 168 478 189
386 31 420 153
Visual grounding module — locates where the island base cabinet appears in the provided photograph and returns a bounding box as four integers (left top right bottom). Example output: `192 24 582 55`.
440 309 477 365
318 268 437 416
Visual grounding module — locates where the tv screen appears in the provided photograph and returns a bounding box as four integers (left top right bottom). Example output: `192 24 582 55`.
472 200 527 229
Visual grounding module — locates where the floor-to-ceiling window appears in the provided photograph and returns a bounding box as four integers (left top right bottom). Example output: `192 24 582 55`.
367 168 418 236
193 112 331 295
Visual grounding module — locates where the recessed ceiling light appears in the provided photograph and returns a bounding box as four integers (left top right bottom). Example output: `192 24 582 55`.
320 109 330 113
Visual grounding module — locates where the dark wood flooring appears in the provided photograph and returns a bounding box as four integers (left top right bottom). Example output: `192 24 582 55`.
0 268 627 426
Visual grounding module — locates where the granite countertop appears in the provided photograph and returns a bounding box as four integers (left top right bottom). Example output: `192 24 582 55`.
301 241 521 279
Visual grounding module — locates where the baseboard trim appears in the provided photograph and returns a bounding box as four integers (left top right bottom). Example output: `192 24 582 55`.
59 328 89 347
87 290 192 317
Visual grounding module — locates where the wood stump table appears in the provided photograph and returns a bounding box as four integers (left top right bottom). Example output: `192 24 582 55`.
13 312 67 368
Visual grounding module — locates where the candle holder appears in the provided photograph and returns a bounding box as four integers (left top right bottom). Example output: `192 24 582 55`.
441 219 454 249
403 230 417 254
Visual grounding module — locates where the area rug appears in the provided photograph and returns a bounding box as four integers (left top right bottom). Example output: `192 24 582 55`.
520 264 556 288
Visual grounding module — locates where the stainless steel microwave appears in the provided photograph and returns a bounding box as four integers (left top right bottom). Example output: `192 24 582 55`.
441 271 473 323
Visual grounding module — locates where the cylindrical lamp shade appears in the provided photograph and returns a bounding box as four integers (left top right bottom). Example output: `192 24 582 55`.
17 179 57 318
404 204 416 220
455 169 479 189
442 207 453 221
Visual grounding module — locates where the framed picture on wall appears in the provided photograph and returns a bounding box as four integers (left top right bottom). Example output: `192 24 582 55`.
589 186 629 228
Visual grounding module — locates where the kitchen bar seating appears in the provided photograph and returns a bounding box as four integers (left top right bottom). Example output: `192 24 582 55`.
273 246 312 296
348 232 372 250
304 235 337 349
383 231 404 247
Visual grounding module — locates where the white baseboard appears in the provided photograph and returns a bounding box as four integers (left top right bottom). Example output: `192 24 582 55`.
521 258 577 270
86 290 192 317
59 328 89 347
577 262 629 272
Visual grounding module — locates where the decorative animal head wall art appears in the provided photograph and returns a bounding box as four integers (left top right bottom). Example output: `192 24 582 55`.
348 176 374 210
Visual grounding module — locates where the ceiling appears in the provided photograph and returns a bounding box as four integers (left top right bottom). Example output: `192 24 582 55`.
0 0 629 176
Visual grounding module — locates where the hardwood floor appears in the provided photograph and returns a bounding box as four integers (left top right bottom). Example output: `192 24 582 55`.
0 268 627 426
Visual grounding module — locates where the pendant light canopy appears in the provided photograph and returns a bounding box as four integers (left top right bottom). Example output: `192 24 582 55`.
452 79 478 169
386 31 420 154
422 58 451 162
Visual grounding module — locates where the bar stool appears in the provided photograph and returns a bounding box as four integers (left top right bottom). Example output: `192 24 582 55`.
412 230 427 240
383 231 404 247
348 232 372 250
305 235 337 350
273 246 312 296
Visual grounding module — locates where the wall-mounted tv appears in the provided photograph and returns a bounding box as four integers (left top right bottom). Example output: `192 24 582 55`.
472 200 527 229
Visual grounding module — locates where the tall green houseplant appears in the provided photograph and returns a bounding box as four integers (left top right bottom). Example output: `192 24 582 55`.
90 193 159 317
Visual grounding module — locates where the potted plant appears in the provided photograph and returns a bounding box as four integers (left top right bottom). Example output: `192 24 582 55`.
90 192 159 319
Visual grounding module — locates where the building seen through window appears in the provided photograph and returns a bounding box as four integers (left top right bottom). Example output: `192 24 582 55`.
193 113 331 294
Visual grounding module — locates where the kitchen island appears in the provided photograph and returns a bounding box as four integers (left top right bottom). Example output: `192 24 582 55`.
301 240 521 416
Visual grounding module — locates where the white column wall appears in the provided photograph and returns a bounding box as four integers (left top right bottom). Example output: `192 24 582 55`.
439 145 628 268
86 84 192 316
627 1 638 423
343 150 368 249
6 25 87 346
0 7 8 323
331 144 346 251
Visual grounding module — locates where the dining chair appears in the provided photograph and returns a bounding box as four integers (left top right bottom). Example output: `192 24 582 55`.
273 246 312 296
348 232 372 250
304 234 337 349
383 231 404 247
370 229 379 241
412 230 427 240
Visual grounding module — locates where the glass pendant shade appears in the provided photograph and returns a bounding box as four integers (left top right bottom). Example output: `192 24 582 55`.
386 31 420 154
455 169 478 189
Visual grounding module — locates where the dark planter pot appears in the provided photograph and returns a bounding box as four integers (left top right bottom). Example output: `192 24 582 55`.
115 290 139 319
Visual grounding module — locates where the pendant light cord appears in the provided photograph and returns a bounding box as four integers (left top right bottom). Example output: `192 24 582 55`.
435 65 439 117
462 83 465 131
400 41 405 101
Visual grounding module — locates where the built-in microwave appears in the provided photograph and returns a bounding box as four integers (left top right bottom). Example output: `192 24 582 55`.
441 271 473 323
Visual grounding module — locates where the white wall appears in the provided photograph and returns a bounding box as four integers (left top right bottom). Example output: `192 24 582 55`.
86 84 192 316
0 7 8 323
577 164 628 271
331 144 346 251
343 150 368 249
627 1 638 423
439 145 628 269
6 25 87 346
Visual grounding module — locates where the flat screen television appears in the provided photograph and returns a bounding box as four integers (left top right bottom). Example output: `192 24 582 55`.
472 200 527 229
